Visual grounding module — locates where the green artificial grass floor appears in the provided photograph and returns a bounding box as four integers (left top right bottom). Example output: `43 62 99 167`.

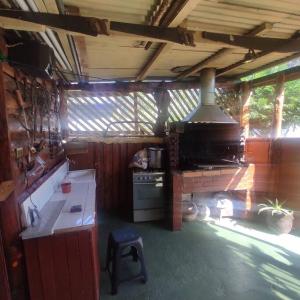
98 215 300 300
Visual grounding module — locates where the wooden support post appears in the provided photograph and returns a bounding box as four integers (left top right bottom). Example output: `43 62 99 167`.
0 64 13 181
240 82 252 139
153 88 171 136
59 86 69 139
272 74 285 138
133 92 139 133
245 190 252 218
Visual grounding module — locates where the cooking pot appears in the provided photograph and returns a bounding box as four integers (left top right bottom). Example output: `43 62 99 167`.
147 147 164 169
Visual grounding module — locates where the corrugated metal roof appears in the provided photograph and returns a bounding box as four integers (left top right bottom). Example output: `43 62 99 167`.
6 0 300 81
63 0 300 80
64 0 156 23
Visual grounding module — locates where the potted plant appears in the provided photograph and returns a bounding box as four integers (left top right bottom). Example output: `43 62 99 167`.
258 199 294 234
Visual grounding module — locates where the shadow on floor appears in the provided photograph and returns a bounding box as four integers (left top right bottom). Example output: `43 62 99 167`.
98 213 300 300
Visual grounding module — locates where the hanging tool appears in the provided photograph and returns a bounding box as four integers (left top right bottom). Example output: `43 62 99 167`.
14 74 36 172
15 88 31 140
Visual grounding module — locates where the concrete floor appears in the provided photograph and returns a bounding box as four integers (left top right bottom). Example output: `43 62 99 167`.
99 215 300 300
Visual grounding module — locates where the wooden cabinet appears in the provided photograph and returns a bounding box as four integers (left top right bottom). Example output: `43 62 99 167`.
0 229 11 300
23 226 99 300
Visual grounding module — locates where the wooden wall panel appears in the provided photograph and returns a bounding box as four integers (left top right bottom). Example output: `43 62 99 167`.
112 144 120 210
275 138 300 210
119 143 128 213
68 142 95 170
245 138 272 164
244 137 300 211
103 143 113 211
0 61 66 299
66 141 161 218
67 139 275 218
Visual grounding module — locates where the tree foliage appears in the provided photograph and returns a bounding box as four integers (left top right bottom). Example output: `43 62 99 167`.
250 85 274 136
282 80 300 135
244 59 300 137
250 80 300 137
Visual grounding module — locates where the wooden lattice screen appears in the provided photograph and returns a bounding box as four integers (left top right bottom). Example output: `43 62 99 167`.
66 89 200 136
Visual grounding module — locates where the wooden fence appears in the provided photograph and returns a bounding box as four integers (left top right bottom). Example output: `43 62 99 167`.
66 89 200 136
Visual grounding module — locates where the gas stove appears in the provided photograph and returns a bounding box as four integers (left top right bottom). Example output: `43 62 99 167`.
132 171 165 222
133 171 165 183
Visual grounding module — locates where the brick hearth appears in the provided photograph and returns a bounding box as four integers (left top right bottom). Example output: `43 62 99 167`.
171 164 274 230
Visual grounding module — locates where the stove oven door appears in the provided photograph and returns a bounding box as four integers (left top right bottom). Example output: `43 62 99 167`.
133 176 165 222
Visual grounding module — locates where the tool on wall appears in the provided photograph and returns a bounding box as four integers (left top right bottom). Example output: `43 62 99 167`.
13 75 36 172
11 67 63 176
15 82 31 141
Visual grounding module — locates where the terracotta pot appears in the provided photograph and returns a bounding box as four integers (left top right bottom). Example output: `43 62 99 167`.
265 211 294 234
61 182 71 193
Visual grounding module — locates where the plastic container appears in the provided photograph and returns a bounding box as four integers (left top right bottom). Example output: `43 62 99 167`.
61 182 71 193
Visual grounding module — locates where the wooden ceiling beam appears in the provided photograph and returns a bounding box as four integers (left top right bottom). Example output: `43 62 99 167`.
65 6 88 80
216 25 300 78
177 22 273 80
245 22 273 37
0 10 226 47
135 0 203 81
0 17 45 31
65 79 235 94
242 65 300 88
36 0 76 75
0 10 285 52
234 52 300 81
216 49 272 77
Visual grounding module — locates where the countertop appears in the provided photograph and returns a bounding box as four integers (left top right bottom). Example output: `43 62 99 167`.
21 169 96 240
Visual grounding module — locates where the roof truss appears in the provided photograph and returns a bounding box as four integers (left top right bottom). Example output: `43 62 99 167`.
177 22 273 80
136 0 203 81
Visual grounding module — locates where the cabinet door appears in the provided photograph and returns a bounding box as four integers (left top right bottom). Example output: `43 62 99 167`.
0 229 11 300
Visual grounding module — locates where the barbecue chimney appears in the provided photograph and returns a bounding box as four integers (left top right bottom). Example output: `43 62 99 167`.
184 68 237 123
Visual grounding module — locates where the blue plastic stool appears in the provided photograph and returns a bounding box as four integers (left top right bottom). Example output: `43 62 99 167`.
105 227 148 294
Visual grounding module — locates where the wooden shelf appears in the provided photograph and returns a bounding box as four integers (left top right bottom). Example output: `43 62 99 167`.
0 180 14 202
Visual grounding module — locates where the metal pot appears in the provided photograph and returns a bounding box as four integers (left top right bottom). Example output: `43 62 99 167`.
147 147 164 169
